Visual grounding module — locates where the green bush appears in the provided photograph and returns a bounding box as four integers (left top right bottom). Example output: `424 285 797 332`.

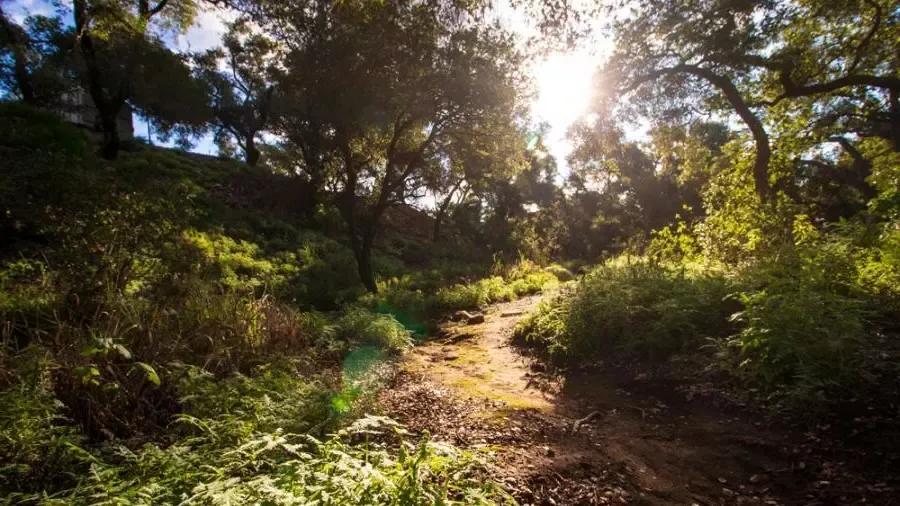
516 244 896 409
3 359 510 505
0 349 92 498
510 270 558 296
512 292 572 360
854 225 900 316
367 261 559 329
564 259 733 359
544 263 574 282
728 280 869 401
336 308 413 353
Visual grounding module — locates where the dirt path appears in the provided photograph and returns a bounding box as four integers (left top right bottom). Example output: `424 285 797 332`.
379 296 891 505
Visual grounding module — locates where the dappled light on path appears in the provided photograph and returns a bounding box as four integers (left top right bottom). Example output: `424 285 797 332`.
404 295 555 413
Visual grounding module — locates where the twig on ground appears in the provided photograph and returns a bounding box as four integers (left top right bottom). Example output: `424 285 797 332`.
572 410 602 432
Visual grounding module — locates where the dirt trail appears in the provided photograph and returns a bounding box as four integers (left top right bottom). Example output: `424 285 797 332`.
379 296 885 505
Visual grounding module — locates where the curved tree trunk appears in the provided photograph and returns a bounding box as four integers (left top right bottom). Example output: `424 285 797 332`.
629 65 773 201
682 66 772 201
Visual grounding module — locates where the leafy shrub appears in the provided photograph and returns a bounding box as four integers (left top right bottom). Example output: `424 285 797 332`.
854 224 900 316
369 262 558 327
434 277 512 311
564 259 733 359
515 258 736 360
0 102 88 155
728 280 869 401
336 308 413 353
513 292 572 361
510 270 558 296
5 358 511 505
544 263 574 282
0 348 92 498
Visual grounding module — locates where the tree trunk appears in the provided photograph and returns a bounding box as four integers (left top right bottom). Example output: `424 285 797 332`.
74 0 123 160
432 211 444 243
336 173 379 293
355 230 377 293
245 135 261 166
433 179 462 242
99 109 121 160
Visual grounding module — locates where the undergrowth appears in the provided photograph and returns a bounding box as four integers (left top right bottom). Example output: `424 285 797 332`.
1 355 511 505
515 225 900 410
0 106 518 504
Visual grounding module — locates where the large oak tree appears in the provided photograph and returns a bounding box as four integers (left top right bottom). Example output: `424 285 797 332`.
260 0 525 291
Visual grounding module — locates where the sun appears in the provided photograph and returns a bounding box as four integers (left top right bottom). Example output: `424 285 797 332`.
530 49 598 167
532 50 596 132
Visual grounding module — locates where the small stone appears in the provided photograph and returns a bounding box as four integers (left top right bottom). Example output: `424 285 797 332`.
467 313 485 324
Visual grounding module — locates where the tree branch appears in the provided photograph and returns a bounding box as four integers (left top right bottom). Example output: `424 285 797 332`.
625 64 772 199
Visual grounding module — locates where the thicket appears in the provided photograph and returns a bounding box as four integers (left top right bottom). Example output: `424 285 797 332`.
515 146 900 411
0 105 552 503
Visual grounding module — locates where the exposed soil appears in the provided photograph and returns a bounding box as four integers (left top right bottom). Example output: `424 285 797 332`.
378 295 899 505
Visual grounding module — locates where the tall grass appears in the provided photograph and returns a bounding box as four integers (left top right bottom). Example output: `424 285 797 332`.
364 259 561 336
515 258 733 361
514 245 896 409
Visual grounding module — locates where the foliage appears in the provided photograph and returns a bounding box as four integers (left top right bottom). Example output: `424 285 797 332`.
517 227 900 406
194 18 280 166
364 259 559 335
516 259 733 361
0 348 92 496
1 358 510 504
728 278 869 403
543 264 574 282
262 0 527 291
335 309 413 353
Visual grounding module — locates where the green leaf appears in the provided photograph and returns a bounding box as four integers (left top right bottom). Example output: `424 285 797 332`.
73 365 100 384
136 362 161 386
115 344 132 359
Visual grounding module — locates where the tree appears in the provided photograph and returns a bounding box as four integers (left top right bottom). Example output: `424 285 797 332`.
195 18 280 166
70 0 199 159
0 5 37 104
268 1 524 291
129 38 211 145
0 10 71 106
428 117 526 242
600 0 898 201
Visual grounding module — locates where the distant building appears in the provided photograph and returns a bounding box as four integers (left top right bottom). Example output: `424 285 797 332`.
59 87 134 140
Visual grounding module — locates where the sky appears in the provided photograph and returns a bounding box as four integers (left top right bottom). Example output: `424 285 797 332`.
6 0 610 170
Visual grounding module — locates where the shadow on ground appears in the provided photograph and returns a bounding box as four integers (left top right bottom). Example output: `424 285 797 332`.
379 295 897 505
